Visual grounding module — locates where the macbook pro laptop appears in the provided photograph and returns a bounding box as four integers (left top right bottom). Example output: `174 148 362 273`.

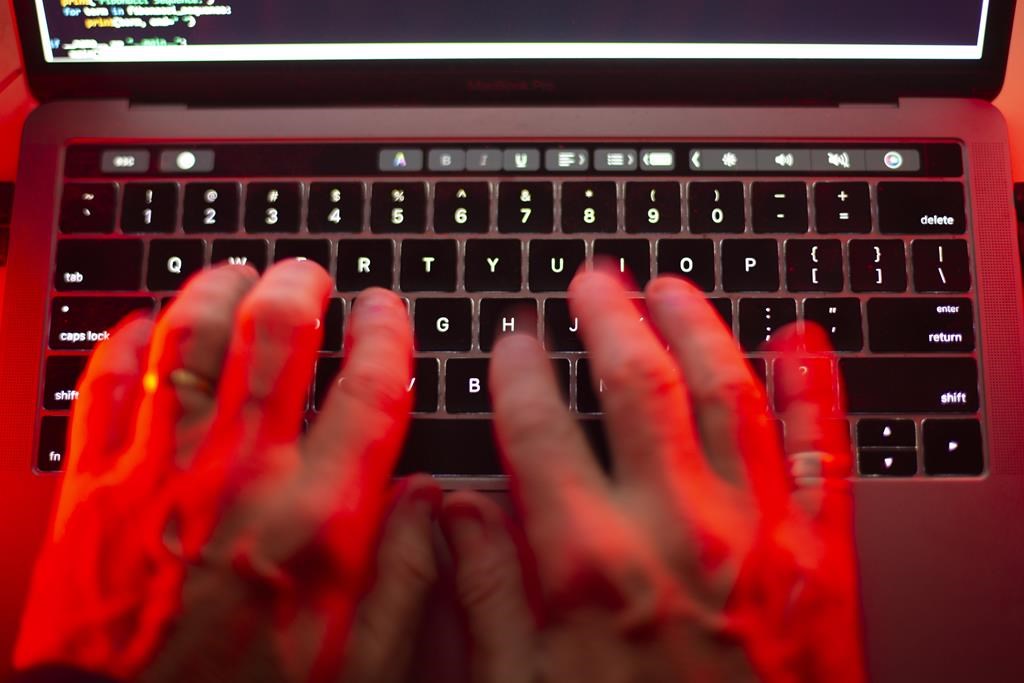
2 0 1023 679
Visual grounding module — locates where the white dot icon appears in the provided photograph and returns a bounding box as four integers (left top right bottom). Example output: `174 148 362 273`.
883 151 904 170
60 305 70 313
176 151 197 171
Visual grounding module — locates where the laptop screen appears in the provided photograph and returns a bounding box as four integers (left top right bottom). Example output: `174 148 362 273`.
35 0 991 63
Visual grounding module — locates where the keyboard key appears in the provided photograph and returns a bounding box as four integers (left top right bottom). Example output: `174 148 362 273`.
656 239 715 292
498 182 554 233
544 298 582 351
878 182 966 234
867 298 974 353
122 183 178 233
803 298 863 351
529 240 585 292
337 240 393 291
434 182 490 233
773 357 836 413
752 182 808 233
552 359 572 405
314 357 342 411
148 239 205 291
308 182 363 233
60 183 117 233
50 296 155 350
923 419 983 475
371 183 427 233
274 239 331 271
912 240 971 292
857 419 916 448
465 240 521 292
245 183 302 233
625 182 681 233
738 298 797 351
814 182 871 233
722 239 780 292
414 299 472 352
479 299 538 351
562 182 617 233
748 357 767 385
211 239 268 272
446 359 492 413
401 239 457 292
594 240 651 289
37 416 69 473
688 182 744 233
577 359 605 414
43 355 88 410
184 183 240 234
55 239 143 291
840 358 978 413
395 419 502 476
321 298 344 352
785 239 843 292
859 450 917 477
710 298 734 330
849 240 907 292
411 358 440 413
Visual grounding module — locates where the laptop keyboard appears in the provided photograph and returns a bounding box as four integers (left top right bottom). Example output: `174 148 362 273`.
37 141 984 479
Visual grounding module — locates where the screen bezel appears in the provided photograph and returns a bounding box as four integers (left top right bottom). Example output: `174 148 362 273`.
13 0 1018 105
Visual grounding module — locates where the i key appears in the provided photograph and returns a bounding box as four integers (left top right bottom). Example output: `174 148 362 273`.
594 240 651 289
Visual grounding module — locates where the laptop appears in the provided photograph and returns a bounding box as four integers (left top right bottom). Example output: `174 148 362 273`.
2 0 1023 679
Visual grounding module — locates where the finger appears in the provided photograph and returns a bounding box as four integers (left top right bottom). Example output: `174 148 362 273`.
646 276 788 506
569 267 706 489
341 475 442 683
441 492 536 683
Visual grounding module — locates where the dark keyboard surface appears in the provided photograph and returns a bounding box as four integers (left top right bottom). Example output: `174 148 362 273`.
37 142 984 479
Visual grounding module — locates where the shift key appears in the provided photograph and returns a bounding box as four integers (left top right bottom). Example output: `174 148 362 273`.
50 297 155 350
841 358 978 413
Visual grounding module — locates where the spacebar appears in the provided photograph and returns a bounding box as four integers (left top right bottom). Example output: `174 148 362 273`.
395 418 611 476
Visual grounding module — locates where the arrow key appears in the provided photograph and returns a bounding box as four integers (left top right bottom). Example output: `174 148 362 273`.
859 448 917 477
924 419 983 476
857 419 916 448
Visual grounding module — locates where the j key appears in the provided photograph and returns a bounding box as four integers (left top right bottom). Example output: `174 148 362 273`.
313 357 342 411
395 419 502 476
625 182 681 233
37 416 69 473
50 296 155 350
148 239 205 291
321 298 344 352
122 184 178 233
840 358 978 413
688 182 744 233
803 298 863 351
814 182 871 233
722 239 780 292
738 298 797 351
43 355 88 410
878 182 966 234
446 359 492 413
656 239 715 292
371 183 427 233
858 419 916 448
498 182 554 233
245 183 302 233
308 182 363 233
544 299 582 352
562 182 617 233
711 298 734 330
211 239 268 272
55 239 143 291
594 240 651 289
577 359 606 414
849 240 907 292
337 240 393 291
752 182 808 233
529 240 585 292
867 298 974 353
184 183 240 234
773 357 837 413
859 450 917 477
480 299 539 351
401 239 457 292
465 240 521 292
785 239 843 292
274 239 331 270
912 240 971 292
60 183 117 233
923 419 983 476
434 182 490 233
415 298 472 351
410 358 440 413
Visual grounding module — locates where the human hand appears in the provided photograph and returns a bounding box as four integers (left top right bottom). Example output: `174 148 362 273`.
15 261 441 683
442 269 865 683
